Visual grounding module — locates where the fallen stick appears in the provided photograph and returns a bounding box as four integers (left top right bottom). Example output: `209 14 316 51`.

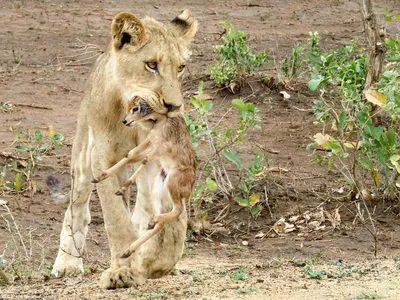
12 103 53 110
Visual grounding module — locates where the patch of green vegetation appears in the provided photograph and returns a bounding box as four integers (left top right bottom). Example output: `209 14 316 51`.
235 286 258 294
126 289 142 297
192 273 205 282
335 261 377 277
183 229 194 257
302 266 326 279
306 252 327 266
146 290 171 297
1 127 64 196
306 30 400 200
216 269 229 276
185 82 265 227
280 43 304 82
229 266 247 281
353 291 384 299
209 22 268 89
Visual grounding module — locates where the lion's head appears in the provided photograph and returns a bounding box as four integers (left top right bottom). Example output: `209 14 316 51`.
109 10 197 111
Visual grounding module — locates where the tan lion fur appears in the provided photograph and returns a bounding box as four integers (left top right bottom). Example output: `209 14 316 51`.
48 10 197 289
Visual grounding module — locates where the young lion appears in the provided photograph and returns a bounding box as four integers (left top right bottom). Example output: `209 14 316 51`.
46 10 197 289
93 95 197 258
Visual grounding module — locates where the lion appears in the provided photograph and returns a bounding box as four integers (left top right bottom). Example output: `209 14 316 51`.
92 94 197 258
46 10 197 289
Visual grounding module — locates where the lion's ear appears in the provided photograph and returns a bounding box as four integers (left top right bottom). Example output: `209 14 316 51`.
111 12 147 51
169 9 197 46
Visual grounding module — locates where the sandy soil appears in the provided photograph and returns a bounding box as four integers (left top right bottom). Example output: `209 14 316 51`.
0 0 399 299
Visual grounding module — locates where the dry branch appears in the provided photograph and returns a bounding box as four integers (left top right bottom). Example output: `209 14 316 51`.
12 103 53 110
360 0 385 91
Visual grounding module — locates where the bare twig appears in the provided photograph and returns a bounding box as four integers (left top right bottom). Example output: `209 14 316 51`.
0 202 29 258
11 103 53 110
264 186 273 218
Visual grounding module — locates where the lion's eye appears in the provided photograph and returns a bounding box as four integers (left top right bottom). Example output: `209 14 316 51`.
178 64 185 73
145 61 158 73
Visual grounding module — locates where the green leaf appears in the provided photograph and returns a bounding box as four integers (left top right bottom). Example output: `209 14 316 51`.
16 145 29 152
250 205 262 216
326 140 343 154
358 157 374 171
198 81 204 94
225 129 232 138
205 100 213 112
0 165 6 177
34 129 43 142
246 103 256 113
38 143 49 151
190 96 201 108
9 161 18 171
357 111 371 125
53 132 64 140
249 193 261 205
206 177 218 191
235 197 249 207
14 173 23 192
222 150 241 170
5 181 14 189
308 74 324 91
386 128 396 147
338 111 349 133
199 210 208 220
232 99 248 112
254 153 264 166
53 141 63 150
35 155 43 161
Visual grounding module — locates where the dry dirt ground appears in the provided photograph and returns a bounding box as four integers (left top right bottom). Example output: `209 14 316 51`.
1 0 400 299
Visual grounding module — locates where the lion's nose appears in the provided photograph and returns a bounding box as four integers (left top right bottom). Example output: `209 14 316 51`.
122 119 127 124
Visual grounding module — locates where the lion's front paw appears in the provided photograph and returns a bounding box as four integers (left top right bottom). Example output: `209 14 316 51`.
100 266 144 289
51 263 84 278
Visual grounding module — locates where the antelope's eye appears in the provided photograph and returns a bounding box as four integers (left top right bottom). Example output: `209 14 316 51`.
178 64 185 73
145 61 158 72
131 106 139 114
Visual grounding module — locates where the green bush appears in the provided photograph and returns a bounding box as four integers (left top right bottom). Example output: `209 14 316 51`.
209 22 268 89
306 32 400 200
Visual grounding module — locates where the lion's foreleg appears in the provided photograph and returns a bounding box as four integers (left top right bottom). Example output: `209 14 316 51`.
91 149 137 263
52 145 93 277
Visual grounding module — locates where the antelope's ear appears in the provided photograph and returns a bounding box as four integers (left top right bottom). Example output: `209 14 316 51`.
169 9 197 46
111 12 147 51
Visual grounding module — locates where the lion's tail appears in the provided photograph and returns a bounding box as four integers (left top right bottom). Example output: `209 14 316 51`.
45 175 70 205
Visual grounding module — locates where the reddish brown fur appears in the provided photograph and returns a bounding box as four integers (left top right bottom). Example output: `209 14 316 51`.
94 105 197 257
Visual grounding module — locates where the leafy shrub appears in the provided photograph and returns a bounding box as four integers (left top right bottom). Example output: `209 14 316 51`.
185 82 266 227
1 127 64 195
209 22 268 89
306 32 400 200
280 43 304 82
